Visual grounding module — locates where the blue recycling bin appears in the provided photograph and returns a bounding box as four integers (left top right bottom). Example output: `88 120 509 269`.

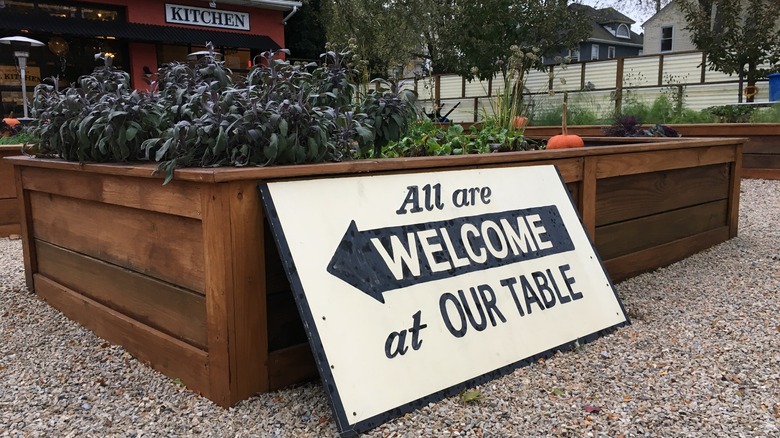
769 73 780 102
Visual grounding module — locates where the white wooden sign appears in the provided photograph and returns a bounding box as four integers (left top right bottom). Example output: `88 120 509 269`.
260 165 628 437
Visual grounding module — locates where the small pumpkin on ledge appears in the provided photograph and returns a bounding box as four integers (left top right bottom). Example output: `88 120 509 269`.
547 92 584 149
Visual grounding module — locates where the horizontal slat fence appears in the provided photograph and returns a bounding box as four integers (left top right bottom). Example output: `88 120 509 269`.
410 51 775 122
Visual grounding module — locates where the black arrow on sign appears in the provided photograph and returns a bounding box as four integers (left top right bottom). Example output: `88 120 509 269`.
326 206 575 303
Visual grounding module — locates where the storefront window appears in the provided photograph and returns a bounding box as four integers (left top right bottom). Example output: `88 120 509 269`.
157 44 192 65
5 1 35 13
81 8 120 21
39 4 78 18
4 1 124 21
224 49 251 70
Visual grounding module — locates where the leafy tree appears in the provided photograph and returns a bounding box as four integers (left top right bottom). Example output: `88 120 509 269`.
321 0 423 78
285 0 327 61
679 0 780 101
319 0 588 80
447 0 590 81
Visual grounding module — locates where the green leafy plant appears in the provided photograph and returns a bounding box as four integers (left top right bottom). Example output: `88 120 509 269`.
749 104 780 123
0 131 36 145
704 104 756 123
383 118 541 158
29 43 417 183
30 59 168 162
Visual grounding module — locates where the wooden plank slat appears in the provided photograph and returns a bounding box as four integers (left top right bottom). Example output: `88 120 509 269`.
595 146 737 178
605 226 730 283
596 163 730 226
201 183 236 407
268 343 318 391
227 181 269 399
15 167 36 290
0 148 20 199
581 157 597 240
595 199 728 260
5 141 744 183
34 274 209 395
29 191 205 292
21 166 202 219
265 218 290 297
741 168 780 179
267 291 307 351
728 146 742 238
0 198 20 226
743 154 780 169
565 182 580 212
741 137 779 154
0 223 20 237
35 240 208 349
485 158 583 183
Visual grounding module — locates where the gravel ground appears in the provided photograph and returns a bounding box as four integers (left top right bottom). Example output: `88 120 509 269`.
1 179 778 437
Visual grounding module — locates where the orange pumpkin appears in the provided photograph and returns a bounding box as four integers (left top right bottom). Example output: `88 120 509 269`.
547 94 584 149
547 134 584 149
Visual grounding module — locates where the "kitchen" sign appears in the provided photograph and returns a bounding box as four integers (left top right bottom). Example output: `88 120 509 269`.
165 3 250 31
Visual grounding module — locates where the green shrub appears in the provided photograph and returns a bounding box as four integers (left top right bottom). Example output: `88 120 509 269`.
749 104 780 123
29 45 417 183
0 132 36 145
383 118 542 157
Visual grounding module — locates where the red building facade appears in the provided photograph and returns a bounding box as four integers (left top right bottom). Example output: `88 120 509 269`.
0 0 300 115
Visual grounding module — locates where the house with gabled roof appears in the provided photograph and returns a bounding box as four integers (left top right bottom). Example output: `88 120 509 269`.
546 4 644 64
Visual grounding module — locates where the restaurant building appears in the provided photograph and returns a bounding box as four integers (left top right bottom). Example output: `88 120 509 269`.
0 0 301 116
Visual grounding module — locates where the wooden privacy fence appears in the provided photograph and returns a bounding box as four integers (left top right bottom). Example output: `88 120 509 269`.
406 51 775 123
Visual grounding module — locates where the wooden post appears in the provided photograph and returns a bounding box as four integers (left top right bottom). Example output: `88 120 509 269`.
202 181 269 406
700 52 707 83
473 97 479 122
615 57 624 115
728 143 743 238
202 183 237 407
548 65 555 93
657 54 665 86
461 77 466 98
14 166 36 291
434 75 441 112
580 62 586 90
580 157 597 242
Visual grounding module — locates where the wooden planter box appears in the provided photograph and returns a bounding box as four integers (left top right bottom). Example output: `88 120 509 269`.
0 145 22 237
523 123 780 180
5 136 743 406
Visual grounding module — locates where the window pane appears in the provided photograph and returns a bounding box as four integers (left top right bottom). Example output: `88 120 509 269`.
662 27 673 38
591 44 599 60
40 4 77 18
661 39 673 51
82 8 120 21
224 49 251 70
157 44 191 65
5 1 35 13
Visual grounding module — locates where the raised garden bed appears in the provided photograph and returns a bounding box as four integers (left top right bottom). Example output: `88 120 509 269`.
0 145 22 237
523 124 780 180
5 135 743 406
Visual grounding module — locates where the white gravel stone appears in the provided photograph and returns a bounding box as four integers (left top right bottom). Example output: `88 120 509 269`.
0 179 778 437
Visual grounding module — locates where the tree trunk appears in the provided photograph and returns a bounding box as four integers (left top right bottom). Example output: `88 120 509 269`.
746 61 757 103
